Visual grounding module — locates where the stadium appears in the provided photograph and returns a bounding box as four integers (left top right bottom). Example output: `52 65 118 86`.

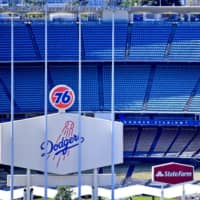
1 0 200 199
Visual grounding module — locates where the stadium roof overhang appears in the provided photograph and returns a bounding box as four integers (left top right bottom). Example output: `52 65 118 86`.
1 6 200 14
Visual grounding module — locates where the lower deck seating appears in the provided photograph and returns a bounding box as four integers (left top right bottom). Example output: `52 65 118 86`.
124 126 199 159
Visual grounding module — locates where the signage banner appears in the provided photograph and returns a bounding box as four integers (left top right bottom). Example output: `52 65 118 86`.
0 113 123 175
49 85 75 112
152 162 194 184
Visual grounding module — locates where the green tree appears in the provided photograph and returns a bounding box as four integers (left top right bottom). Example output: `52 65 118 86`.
55 186 73 200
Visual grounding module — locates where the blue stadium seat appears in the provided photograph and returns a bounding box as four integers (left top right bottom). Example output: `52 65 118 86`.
14 66 44 112
103 65 150 111
0 24 11 61
0 23 39 61
0 67 10 113
31 23 79 61
168 22 200 61
129 22 171 61
147 65 200 112
81 65 100 111
49 64 99 111
1 21 200 63
82 22 127 61
14 23 38 61
188 93 200 112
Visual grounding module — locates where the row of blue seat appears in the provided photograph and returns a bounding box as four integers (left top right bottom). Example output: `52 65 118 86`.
0 64 200 113
124 126 200 159
0 21 200 61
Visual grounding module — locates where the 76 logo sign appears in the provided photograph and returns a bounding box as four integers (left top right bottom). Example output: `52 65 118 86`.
49 85 75 112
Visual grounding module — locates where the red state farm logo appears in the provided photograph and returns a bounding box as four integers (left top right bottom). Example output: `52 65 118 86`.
152 162 194 184
49 85 75 112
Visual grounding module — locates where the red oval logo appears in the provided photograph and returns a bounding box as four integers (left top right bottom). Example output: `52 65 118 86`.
49 85 75 111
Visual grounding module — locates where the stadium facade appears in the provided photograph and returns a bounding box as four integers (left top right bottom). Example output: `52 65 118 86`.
1 3 200 199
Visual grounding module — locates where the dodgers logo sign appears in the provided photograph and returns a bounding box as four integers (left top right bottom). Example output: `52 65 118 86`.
49 85 75 112
40 120 84 167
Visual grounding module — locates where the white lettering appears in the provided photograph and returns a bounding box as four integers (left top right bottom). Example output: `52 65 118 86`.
163 171 192 177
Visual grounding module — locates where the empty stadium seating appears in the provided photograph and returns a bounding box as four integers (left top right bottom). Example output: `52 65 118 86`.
0 21 200 62
0 24 11 61
82 22 127 60
182 129 200 157
49 64 100 111
1 20 200 168
32 22 79 61
168 22 200 61
1 63 200 113
82 22 112 60
147 65 200 111
123 127 138 152
103 64 150 111
14 66 44 112
0 64 102 113
0 66 11 113
135 127 157 155
14 23 38 61
124 126 200 160
129 22 171 61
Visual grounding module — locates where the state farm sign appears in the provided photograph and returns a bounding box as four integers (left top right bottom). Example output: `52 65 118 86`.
152 162 194 184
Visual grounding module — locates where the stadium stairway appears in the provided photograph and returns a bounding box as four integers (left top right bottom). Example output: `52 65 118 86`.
25 22 42 60
125 22 133 58
164 22 177 58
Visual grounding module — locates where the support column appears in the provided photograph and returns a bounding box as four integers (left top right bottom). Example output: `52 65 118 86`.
92 168 98 200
